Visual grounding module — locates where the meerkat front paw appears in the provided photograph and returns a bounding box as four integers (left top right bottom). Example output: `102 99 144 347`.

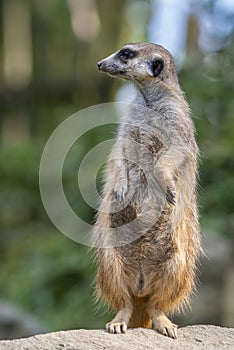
106 321 127 334
114 179 128 201
166 189 176 205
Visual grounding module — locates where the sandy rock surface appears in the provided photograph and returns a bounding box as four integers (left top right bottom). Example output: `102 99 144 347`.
0 325 233 350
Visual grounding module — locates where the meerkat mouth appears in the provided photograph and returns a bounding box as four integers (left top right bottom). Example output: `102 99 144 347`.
106 70 128 79
99 66 126 77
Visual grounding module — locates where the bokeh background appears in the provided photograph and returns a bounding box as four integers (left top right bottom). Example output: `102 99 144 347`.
0 0 234 340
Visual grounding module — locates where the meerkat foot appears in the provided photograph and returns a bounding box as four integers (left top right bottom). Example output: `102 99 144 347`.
106 307 132 334
106 321 127 334
151 310 177 339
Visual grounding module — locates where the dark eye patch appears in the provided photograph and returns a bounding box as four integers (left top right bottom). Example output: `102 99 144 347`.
117 48 136 60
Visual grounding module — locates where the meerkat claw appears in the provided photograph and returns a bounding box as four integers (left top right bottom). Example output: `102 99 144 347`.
155 323 178 339
106 322 127 334
152 311 178 339
165 324 178 339
114 181 128 201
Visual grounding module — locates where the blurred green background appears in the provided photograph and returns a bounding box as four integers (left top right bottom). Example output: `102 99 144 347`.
0 0 233 340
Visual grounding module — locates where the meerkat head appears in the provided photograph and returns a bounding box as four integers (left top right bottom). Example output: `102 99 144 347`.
98 42 179 89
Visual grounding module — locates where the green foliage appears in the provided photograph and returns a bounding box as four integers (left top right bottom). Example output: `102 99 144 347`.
181 45 234 237
0 142 110 331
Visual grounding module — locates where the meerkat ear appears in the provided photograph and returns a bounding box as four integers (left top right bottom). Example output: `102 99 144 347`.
148 59 164 77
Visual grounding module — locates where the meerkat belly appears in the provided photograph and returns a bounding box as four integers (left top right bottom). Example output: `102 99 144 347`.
126 264 160 298
124 265 152 297
122 238 176 297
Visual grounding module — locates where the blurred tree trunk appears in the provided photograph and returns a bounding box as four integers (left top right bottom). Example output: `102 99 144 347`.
66 0 127 108
90 0 127 102
186 15 201 65
95 0 126 55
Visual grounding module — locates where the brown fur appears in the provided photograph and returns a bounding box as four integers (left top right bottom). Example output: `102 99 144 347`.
93 43 202 339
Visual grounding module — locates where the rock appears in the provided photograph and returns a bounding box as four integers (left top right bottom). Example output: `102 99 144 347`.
0 325 233 350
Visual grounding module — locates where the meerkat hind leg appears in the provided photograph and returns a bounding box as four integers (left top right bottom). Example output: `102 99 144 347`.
151 310 177 339
106 307 132 334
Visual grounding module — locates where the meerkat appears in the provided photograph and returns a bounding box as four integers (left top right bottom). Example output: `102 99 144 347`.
93 43 202 339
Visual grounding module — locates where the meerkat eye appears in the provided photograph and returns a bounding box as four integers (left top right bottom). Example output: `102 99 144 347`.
117 49 135 61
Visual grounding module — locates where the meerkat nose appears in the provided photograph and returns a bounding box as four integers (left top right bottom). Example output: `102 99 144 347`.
98 61 103 70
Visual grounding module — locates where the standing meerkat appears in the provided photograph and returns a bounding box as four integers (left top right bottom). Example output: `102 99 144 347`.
93 42 202 339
